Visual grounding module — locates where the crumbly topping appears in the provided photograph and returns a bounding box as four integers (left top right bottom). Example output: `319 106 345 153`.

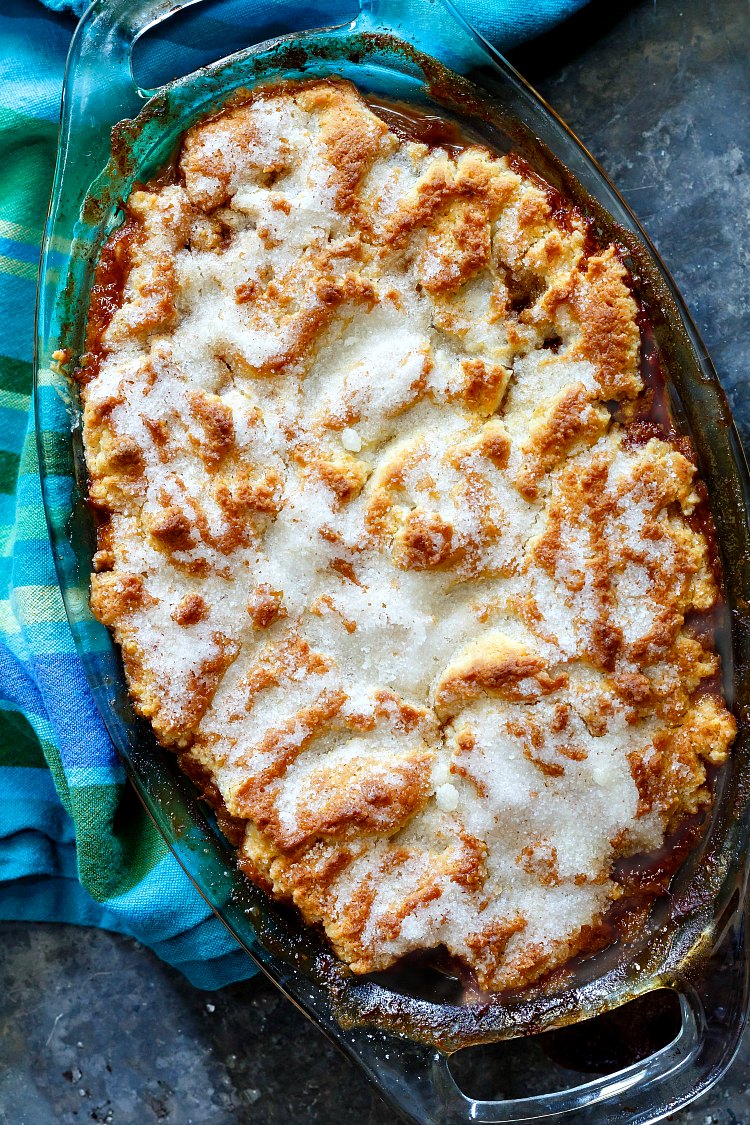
83 78 735 991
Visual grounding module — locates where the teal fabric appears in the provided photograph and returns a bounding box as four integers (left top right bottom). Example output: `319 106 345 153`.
0 0 588 988
43 0 589 49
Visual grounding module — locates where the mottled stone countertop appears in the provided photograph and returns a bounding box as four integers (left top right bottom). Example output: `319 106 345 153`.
2 0 749 1121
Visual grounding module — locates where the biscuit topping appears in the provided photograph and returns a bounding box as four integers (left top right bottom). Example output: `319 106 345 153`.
83 78 734 991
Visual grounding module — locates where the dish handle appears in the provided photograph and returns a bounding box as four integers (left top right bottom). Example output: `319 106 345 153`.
73 0 500 102
342 908 748 1125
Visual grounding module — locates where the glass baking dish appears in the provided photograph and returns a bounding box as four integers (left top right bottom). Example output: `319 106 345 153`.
34 0 750 1120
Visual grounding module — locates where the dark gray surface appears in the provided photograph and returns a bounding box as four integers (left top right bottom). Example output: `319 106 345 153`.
4 0 750 1121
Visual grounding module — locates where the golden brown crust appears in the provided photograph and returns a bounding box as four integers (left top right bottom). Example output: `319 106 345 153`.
516 382 611 500
434 634 564 719
82 77 734 994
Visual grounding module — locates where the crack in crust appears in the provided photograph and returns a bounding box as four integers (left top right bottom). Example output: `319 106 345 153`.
82 77 735 993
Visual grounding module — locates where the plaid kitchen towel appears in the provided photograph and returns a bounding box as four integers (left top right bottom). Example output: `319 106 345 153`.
0 0 588 987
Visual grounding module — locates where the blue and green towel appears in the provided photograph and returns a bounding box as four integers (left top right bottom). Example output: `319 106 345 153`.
0 0 588 988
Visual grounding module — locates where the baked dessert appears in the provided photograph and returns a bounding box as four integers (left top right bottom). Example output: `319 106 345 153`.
79 77 735 992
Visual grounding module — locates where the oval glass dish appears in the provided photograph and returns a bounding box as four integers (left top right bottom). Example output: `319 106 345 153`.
35 0 750 1121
